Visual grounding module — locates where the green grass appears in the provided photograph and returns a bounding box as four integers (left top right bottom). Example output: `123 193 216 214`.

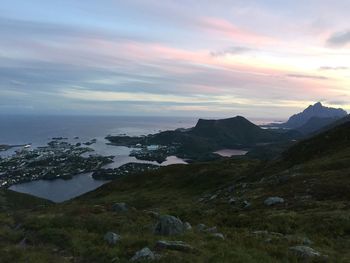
1 121 350 262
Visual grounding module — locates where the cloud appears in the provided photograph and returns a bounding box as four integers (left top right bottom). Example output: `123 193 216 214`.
210 46 254 57
326 30 350 47
319 66 348 71
286 73 328 80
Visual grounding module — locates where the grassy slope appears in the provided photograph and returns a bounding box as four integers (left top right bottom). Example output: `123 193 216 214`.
1 123 350 262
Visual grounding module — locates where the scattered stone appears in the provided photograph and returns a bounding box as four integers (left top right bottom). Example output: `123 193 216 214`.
264 197 284 206
211 233 225 240
112 202 128 212
184 222 192 231
104 232 121 245
209 194 217 200
196 224 207 232
206 226 218 233
153 215 185 236
130 247 156 262
155 240 193 252
242 200 251 209
228 197 236 204
289 246 322 260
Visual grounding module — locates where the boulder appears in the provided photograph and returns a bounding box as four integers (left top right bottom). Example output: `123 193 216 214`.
264 197 284 206
153 215 185 236
112 202 128 212
155 240 193 252
104 232 121 245
289 246 322 259
130 247 156 261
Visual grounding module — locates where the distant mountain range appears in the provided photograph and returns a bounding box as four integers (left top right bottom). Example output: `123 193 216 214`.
280 102 347 130
107 116 299 161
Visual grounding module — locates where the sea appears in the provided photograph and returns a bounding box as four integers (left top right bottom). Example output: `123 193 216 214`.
0 115 275 202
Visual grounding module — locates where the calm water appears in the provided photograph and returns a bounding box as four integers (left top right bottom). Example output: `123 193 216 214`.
1 115 195 202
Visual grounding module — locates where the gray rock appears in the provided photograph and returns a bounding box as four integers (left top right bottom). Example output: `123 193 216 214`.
242 200 251 209
104 232 121 245
196 223 207 232
130 247 156 261
184 222 192 231
206 226 218 233
211 233 225 240
112 202 128 212
228 197 236 204
209 194 217 200
289 246 321 259
264 197 284 206
153 215 185 236
155 240 193 252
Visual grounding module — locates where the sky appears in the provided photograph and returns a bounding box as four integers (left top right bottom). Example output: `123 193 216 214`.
0 0 350 119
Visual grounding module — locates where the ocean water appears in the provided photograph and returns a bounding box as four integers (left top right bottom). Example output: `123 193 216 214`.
0 115 196 202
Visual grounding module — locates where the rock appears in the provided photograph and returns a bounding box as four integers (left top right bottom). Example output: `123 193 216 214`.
130 247 156 261
196 223 207 232
228 197 236 204
206 226 218 233
155 240 193 252
289 246 322 259
242 200 251 209
104 232 121 245
112 202 128 212
184 222 192 231
264 197 284 206
209 194 217 200
153 215 185 236
211 233 225 240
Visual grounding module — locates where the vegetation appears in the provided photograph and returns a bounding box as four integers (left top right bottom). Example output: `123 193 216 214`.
1 119 350 262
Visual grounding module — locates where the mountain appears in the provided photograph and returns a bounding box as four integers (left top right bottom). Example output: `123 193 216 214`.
282 102 347 129
295 116 340 135
107 116 300 160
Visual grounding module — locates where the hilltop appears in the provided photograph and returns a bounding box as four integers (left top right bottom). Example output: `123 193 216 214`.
1 117 350 262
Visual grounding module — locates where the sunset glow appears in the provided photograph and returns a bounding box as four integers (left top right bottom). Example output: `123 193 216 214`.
1 0 349 119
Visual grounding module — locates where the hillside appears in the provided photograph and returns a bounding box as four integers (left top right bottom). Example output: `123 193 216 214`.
1 120 350 262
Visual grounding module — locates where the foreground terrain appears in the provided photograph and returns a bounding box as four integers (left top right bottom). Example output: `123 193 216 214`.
1 122 350 262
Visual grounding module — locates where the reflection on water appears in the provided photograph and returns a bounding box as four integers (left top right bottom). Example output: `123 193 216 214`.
9 173 108 203
214 149 248 157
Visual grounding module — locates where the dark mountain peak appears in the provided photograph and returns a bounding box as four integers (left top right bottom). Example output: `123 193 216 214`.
282 102 347 129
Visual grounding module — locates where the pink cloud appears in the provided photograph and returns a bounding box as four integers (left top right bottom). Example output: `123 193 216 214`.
199 17 276 45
